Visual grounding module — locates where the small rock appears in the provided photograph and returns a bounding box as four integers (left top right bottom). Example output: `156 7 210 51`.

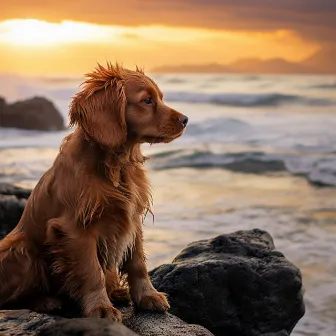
0 183 30 238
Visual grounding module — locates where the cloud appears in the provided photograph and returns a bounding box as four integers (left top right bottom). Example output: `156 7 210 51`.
0 0 335 47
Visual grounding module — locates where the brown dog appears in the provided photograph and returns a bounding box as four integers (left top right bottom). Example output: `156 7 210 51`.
0 63 188 321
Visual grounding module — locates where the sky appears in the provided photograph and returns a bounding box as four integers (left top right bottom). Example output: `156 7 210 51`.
0 0 335 75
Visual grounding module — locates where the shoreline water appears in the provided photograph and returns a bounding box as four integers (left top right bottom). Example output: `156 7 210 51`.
1 73 336 336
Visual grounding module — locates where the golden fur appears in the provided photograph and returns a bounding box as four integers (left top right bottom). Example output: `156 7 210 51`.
0 63 188 321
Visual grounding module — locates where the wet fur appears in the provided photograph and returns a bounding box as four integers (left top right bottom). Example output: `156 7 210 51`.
0 63 187 321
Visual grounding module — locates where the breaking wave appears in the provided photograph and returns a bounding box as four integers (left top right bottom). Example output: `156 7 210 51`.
164 92 335 107
148 149 336 187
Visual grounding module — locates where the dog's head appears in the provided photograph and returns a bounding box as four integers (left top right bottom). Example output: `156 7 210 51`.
69 63 188 148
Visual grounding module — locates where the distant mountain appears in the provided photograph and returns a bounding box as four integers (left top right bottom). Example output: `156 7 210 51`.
227 58 310 74
152 48 336 74
300 47 336 73
153 63 230 73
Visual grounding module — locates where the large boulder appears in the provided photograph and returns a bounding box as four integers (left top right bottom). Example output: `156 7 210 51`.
0 309 214 336
0 96 65 131
150 229 305 336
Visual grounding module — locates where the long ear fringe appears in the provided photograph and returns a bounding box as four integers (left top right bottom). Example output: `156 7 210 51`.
68 63 127 148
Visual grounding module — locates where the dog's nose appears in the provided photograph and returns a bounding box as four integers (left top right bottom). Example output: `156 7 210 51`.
179 114 188 128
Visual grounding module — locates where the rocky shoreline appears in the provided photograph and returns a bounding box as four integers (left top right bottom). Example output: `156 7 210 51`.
0 184 305 335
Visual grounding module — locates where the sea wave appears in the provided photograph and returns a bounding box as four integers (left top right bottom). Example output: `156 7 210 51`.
164 77 187 84
185 118 251 137
164 92 335 107
1 73 335 108
148 149 336 187
308 83 336 90
25 88 329 108
1 146 335 187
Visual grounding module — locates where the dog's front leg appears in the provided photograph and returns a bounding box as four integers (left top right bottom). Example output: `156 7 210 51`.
123 220 170 311
48 220 122 321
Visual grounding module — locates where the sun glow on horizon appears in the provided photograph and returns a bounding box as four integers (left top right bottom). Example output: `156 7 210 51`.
0 18 319 75
0 18 233 47
0 19 125 46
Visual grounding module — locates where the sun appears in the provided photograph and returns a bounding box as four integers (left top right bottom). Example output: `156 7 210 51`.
0 18 237 48
0 19 121 46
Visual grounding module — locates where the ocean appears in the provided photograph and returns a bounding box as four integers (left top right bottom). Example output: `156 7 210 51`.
0 73 336 335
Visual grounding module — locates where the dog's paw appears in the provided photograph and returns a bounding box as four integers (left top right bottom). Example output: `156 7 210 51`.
136 291 170 312
108 287 131 305
85 305 123 322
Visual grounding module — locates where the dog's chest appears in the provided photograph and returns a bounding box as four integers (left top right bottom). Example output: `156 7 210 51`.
97 225 136 270
119 165 150 214
97 207 138 270
96 166 149 270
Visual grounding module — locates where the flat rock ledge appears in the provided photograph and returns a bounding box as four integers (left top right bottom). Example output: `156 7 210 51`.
0 308 214 336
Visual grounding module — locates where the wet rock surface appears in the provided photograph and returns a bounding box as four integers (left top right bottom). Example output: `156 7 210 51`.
150 229 305 336
0 96 65 131
0 309 214 336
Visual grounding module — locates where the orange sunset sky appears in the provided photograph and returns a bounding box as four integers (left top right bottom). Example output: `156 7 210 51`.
0 0 335 75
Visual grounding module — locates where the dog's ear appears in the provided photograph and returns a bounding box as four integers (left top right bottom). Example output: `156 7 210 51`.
69 78 127 148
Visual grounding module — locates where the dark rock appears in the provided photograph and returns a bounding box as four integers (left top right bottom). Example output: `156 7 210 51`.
0 183 30 238
0 96 65 131
123 309 214 336
37 318 138 336
0 309 214 336
0 195 26 238
0 183 31 199
0 97 6 115
150 229 305 336
0 310 60 336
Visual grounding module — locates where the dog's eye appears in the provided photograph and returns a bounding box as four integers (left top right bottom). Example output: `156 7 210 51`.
144 97 153 105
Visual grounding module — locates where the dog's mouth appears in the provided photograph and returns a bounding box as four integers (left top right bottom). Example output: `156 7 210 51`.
145 131 184 145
